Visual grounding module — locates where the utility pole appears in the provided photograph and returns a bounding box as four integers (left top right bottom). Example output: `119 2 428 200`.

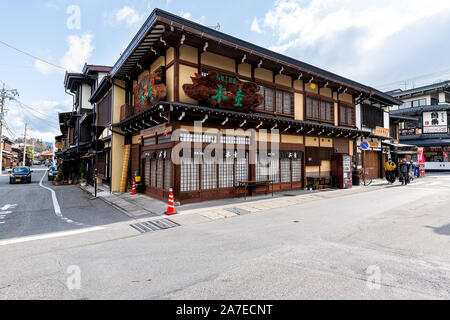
0 84 19 175
23 123 27 166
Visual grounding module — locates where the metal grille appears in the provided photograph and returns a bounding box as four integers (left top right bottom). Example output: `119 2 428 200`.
144 158 150 186
235 156 248 185
219 160 234 188
202 163 217 190
151 159 157 187
180 158 199 192
131 218 179 234
281 159 291 183
164 159 172 190
157 158 164 189
292 158 302 182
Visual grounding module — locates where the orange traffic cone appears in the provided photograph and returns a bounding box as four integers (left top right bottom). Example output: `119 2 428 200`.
131 178 137 195
164 188 177 215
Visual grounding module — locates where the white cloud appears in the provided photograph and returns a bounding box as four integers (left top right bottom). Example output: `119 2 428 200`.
5 99 71 142
250 17 262 34
181 11 206 25
34 60 59 74
257 0 450 86
263 0 450 53
61 33 95 72
115 6 143 25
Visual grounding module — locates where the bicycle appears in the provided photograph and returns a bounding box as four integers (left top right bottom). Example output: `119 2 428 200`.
360 169 372 186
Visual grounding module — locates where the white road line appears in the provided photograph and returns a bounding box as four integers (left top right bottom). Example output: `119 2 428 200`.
39 171 84 226
39 172 62 215
0 227 104 246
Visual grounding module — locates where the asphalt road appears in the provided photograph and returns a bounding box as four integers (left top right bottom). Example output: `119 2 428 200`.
0 172 449 299
0 166 130 240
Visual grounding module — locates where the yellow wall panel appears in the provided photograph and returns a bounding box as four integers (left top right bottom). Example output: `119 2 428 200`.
321 160 331 172
293 79 303 91
112 80 125 124
305 136 319 147
305 82 319 94
320 137 333 147
166 66 174 102
281 134 303 144
319 87 332 98
201 52 235 72
238 63 251 78
334 102 339 126
179 45 198 64
275 74 292 87
306 166 320 173
166 47 175 64
340 93 353 104
150 56 165 73
254 68 273 82
294 93 304 121
179 65 198 104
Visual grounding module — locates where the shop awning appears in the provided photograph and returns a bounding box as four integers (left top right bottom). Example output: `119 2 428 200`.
399 139 450 147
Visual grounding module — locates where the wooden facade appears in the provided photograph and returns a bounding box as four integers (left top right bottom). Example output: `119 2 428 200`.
88 9 400 203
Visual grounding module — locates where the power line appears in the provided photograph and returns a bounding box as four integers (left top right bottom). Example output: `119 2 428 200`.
376 67 450 89
0 39 76 73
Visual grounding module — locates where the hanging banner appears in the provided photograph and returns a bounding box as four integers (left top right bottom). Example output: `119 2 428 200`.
423 111 448 133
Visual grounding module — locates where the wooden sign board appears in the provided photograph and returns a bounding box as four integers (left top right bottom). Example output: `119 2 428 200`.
374 126 389 138
183 71 263 112
133 69 167 112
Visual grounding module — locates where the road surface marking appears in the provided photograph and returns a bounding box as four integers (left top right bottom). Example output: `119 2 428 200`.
1 204 17 211
0 227 104 246
39 172 84 227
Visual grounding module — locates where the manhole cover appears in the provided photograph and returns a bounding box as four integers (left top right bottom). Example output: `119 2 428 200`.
131 218 179 233
225 207 250 215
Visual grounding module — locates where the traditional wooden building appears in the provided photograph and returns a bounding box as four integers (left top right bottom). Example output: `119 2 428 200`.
56 64 112 183
89 9 400 204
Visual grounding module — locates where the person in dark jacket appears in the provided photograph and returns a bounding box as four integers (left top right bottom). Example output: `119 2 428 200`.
399 159 410 185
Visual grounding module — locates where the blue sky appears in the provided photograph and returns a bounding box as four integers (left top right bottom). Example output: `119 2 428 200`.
1 0 450 142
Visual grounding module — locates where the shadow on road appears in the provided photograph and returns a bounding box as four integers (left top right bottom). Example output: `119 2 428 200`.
426 224 450 236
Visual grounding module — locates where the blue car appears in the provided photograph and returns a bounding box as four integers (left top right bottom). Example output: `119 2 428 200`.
9 166 33 184
48 166 58 181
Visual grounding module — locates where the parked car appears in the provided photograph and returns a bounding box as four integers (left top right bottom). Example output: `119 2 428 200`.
9 166 33 184
48 166 58 181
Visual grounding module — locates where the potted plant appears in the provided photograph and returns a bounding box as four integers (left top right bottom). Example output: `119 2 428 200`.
55 168 64 185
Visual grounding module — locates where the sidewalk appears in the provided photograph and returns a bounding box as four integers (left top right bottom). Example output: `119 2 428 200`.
80 178 411 227
80 184 166 220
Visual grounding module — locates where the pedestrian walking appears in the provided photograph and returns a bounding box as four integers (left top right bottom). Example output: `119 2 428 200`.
399 159 410 186
384 158 397 184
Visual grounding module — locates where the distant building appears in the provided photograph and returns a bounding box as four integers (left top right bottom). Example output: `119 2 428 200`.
387 80 450 170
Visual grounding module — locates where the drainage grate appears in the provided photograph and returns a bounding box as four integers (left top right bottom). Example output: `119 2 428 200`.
225 207 251 215
131 218 180 234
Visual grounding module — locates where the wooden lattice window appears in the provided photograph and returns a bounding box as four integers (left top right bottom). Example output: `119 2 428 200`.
180 158 199 192
164 159 172 190
292 158 302 182
151 159 157 187
201 162 217 190
157 158 164 189
281 159 291 183
235 155 249 185
144 158 150 186
219 159 234 188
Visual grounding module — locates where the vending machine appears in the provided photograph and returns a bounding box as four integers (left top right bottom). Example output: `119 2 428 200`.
332 155 353 189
